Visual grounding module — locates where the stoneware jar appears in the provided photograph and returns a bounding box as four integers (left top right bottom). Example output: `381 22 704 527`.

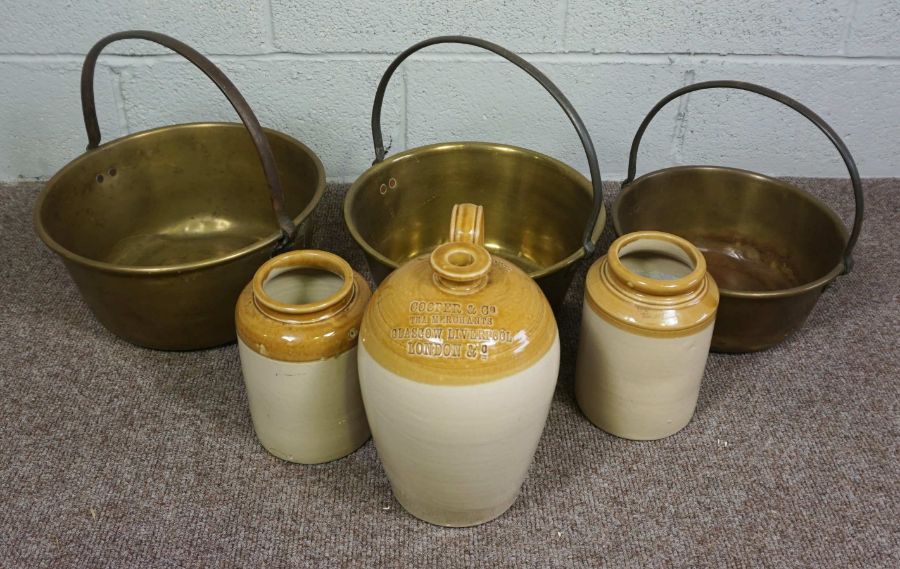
236 250 372 463
358 204 560 527
575 231 719 440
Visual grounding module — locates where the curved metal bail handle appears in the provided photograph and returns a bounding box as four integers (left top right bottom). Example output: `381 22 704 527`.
371 35 604 256
623 80 863 273
81 30 297 251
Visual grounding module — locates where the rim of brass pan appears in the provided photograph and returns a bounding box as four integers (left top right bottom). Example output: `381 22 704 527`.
613 164 848 300
34 122 325 275
344 140 603 281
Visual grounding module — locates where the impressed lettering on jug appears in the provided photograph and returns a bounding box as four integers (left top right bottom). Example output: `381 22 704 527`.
391 300 513 361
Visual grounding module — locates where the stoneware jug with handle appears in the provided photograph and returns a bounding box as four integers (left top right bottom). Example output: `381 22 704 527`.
358 204 560 526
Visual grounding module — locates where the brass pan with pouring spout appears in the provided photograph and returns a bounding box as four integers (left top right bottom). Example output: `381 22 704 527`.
613 80 863 352
34 31 325 350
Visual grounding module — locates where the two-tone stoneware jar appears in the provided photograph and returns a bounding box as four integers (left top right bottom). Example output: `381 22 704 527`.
358 204 560 527
575 231 719 440
236 250 372 463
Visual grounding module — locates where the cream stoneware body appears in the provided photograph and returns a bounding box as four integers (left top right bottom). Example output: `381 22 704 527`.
575 231 719 440
236 250 372 463
358 204 560 527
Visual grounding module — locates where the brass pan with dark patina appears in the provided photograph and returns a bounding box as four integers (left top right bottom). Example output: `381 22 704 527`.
344 36 606 308
34 31 325 350
613 80 863 352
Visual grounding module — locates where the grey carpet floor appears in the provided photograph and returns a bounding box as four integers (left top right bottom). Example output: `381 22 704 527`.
2 179 897 568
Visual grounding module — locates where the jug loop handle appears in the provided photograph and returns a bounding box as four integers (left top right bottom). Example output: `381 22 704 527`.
622 80 862 274
431 203 491 294
449 203 485 246
80 30 297 253
370 35 604 257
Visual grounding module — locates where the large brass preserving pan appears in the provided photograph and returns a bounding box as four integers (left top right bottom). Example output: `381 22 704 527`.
344 36 606 308
34 31 325 350
613 81 863 352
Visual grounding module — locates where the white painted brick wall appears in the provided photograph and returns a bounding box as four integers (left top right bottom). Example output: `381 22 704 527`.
564 1 851 55
117 58 403 180
0 1 897 182
271 1 566 53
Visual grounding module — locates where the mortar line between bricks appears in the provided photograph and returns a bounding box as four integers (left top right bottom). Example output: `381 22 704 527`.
261 0 277 51
557 0 570 51
107 65 130 135
2 52 900 65
670 69 696 164
401 64 409 151
840 0 860 55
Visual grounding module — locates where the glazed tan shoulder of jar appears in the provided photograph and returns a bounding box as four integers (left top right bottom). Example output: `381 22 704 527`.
358 204 560 527
575 231 719 440
235 250 371 463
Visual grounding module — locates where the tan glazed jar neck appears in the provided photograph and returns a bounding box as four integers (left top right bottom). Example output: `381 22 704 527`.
602 231 709 303
585 230 719 337
251 250 357 324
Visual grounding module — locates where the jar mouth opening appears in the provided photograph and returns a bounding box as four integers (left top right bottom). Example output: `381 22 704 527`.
252 250 354 315
607 231 706 295
430 242 491 281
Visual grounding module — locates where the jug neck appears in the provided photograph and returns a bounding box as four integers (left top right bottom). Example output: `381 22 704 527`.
430 242 492 295
430 203 491 295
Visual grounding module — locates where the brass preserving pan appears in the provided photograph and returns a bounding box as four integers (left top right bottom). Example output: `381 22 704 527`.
613 81 863 352
344 36 606 308
34 31 325 350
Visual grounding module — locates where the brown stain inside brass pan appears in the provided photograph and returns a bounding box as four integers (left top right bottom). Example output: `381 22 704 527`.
692 236 800 292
